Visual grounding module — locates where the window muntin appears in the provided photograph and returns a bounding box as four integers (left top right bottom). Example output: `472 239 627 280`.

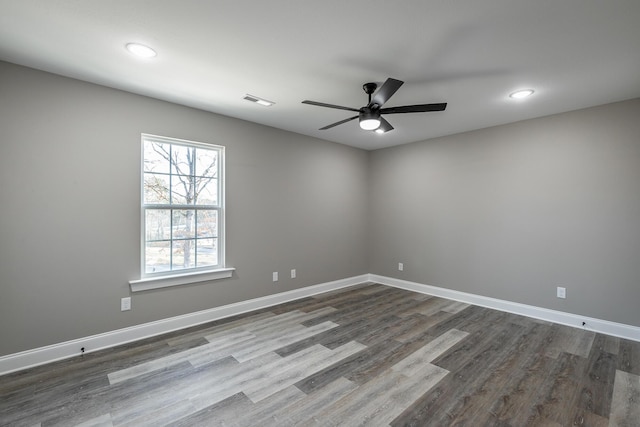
141 134 224 276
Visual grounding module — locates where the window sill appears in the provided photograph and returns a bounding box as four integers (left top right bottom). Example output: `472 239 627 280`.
129 267 235 292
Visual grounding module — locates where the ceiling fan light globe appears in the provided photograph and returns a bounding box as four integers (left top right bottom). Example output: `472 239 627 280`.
360 118 381 130
359 109 381 130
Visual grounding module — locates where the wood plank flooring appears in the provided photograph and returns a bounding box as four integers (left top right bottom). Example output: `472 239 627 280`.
1 283 639 426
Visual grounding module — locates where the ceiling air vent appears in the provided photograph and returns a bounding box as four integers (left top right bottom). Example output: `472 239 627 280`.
243 94 275 107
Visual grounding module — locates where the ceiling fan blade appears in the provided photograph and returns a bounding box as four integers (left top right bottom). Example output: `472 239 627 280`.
380 103 447 114
302 100 360 112
370 78 404 107
377 117 394 133
319 115 358 130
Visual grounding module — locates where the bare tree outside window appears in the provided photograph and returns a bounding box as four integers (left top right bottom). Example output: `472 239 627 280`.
142 135 223 275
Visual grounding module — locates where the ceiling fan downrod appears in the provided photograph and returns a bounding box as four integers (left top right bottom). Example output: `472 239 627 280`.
363 82 378 105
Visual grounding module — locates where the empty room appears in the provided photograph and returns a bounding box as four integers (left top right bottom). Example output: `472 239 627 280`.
1 1 639 426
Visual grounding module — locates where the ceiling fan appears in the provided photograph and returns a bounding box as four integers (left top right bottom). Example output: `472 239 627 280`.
302 78 447 133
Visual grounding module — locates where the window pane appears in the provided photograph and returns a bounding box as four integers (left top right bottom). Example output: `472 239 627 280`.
195 149 218 178
196 238 218 267
171 175 195 204
172 239 195 270
145 241 170 274
145 209 171 241
143 140 171 174
196 210 218 238
171 145 195 176
172 209 195 239
195 178 218 205
144 173 170 204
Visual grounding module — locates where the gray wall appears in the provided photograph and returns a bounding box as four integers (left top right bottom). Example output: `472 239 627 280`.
0 61 369 356
369 98 640 327
2 59 639 358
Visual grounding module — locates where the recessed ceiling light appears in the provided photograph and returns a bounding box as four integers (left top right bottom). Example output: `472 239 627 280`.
243 94 275 107
509 89 535 99
126 43 157 58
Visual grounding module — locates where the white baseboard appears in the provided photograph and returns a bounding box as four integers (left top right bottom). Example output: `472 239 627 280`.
0 274 368 376
3 273 638 376
369 274 640 342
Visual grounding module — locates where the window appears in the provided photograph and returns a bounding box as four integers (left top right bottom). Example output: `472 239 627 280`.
141 134 225 278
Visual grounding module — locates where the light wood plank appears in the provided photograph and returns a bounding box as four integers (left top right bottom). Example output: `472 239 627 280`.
272 377 358 426
108 330 255 384
244 341 365 403
306 363 449 426
73 414 114 427
391 328 468 375
609 370 640 427
231 321 339 363
165 311 275 347
188 348 316 411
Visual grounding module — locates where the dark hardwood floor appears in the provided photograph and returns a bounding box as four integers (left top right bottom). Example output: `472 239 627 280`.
1 283 639 426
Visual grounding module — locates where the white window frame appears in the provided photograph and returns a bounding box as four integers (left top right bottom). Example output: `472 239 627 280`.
129 134 233 292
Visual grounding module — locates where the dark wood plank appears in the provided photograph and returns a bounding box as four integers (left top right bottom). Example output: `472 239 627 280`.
390 321 525 426
294 338 405 394
487 354 558 426
523 352 587 426
573 333 618 419
274 316 373 356
395 310 455 342
618 338 640 375
167 392 252 427
443 322 553 425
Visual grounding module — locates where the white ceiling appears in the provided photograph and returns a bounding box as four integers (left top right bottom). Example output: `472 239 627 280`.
1 1 639 150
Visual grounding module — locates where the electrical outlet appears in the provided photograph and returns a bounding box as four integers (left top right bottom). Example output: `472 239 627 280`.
398 263 404 271
272 272 278 282
556 286 566 299
291 269 296 279
121 297 131 311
